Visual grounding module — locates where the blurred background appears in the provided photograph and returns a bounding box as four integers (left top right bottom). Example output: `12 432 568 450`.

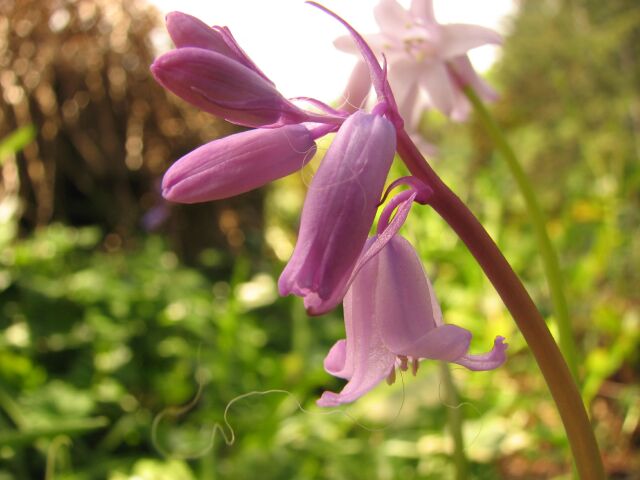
0 0 638 478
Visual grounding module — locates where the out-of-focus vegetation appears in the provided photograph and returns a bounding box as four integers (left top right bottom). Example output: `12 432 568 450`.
0 0 638 478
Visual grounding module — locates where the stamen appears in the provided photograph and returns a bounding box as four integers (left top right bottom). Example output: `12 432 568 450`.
398 356 409 371
386 367 397 385
411 358 420 376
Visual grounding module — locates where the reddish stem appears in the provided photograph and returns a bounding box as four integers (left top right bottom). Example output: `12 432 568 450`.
395 128 604 479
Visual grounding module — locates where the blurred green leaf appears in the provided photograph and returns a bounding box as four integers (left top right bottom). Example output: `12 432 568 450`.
0 125 35 163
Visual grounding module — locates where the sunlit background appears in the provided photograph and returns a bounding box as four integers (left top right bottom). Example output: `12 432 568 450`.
147 0 515 99
0 0 638 478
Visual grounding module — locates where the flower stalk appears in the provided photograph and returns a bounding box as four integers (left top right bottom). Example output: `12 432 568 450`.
396 128 604 479
463 85 579 383
440 362 469 480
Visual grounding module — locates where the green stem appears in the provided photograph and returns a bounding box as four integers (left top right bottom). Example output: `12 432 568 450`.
463 86 579 383
440 363 468 480
396 129 604 479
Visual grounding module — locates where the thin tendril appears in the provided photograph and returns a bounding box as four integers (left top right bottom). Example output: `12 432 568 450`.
151 369 408 460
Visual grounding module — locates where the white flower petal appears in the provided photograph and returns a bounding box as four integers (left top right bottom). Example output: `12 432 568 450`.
420 62 457 117
374 0 413 34
387 58 422 120
410 0 436 24
440 24 502 58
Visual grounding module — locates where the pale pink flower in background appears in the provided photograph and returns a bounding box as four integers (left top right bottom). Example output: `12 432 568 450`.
336 0 501 125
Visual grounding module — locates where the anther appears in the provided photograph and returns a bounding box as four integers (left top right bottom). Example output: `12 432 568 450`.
386 367 397 385
411 358 420 376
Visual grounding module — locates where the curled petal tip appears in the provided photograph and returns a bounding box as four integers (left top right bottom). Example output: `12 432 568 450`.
455 335 508 371
316 392 341 408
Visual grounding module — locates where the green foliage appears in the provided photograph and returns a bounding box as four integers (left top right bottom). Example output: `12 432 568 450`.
1 0 638 478
0 222 513 479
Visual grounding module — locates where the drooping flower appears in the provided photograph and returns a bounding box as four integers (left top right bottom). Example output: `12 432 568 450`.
162 124 317 203
318 233 507 407
278 110 396 315
335 0 501 124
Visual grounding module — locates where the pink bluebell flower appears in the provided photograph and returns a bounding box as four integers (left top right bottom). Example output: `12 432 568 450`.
335 0 501 124
311 178 506 406
162 124 317 203
318 233 507 407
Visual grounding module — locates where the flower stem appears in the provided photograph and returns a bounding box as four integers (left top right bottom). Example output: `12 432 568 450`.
463 86 580 383
440 362 469 480
396 129 604 479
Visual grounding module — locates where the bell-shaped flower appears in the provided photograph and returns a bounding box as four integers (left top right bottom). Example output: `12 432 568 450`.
162 124 316 203
278 110 396 315
318 234 507 407
335 0 501 124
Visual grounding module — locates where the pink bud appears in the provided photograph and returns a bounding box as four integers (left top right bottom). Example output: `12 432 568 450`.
278 111 396 315
165 12 273 85
151 48 308 128
162 124 316 203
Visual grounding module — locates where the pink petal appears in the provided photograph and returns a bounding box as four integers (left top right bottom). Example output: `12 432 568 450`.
374 236 446 352
166 12 235 56
165 12 274 85
410 0 436 23
446 56 498 122
334 34 358 54
162 125 316 203
323 339 351 380
448 88 472 123
420 62 458 117
387 59 422 123
348 191 417 281
440 24 502 58
455 336 508 371
322 236 377 383
448 56 498 102
393 324 472 361
335 33 390 56
374 0 413 35
339 60 371 113
278 111 396 315
317 254 396 407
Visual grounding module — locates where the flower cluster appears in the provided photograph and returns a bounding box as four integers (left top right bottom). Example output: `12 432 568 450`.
151 5 506 407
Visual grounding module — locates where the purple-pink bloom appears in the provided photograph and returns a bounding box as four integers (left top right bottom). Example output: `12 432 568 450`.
318 234 507 407
278 110 396 315
162 124 316 203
